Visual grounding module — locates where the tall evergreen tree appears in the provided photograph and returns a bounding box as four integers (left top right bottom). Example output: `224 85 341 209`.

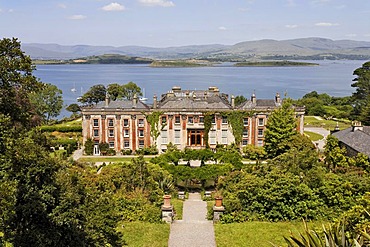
351 61 370 123
264 99 298 158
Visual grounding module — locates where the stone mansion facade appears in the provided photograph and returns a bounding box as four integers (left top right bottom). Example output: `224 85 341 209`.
81 86 305 155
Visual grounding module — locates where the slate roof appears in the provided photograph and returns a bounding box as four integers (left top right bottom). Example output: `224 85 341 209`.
83 99 150 111
157 90 232 110
332 126 370 156
238 99 280 110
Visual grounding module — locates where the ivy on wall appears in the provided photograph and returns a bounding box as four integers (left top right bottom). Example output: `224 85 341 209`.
144 111 164 145
203 112 214 148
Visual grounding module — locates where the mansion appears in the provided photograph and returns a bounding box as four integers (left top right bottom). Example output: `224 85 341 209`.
81 86 305 155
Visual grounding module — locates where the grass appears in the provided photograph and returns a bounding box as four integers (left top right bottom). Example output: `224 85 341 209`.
117 222 170 247
171 198 184 220
304 116 351 130
304 131 324 141
78 156 153 163
214 221 327 247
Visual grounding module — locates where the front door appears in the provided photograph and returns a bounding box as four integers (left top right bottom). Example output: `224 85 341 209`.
187 130 204 147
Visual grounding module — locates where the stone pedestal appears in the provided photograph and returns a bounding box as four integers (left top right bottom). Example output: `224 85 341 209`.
162 195 173 223
213 206 225 223
178 191 185 200
204 191 211 198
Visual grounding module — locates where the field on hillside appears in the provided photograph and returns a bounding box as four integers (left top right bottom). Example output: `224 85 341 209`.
304 116 350 130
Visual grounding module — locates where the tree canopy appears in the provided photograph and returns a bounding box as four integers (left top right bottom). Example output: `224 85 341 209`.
351 61 370 124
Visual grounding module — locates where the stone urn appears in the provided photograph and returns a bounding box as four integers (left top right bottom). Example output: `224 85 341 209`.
163 195 172 208
215 196 223 207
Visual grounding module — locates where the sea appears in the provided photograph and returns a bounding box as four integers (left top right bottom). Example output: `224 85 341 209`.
33 60 367 118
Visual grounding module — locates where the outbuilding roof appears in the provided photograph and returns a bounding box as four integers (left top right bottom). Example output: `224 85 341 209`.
332 126 370 157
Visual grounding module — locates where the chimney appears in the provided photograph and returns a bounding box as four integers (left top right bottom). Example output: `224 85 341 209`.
251 92 256 104
105 92 110 107
213 87 219 96
133 93 137 108
231 95 235 108
204 91 208 100
153 94 157 109
352 121 363 132
172 86 181 93
275 92 281 104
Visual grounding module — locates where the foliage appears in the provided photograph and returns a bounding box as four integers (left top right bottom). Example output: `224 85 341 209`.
84 138 94 155
351 61 370 124
0 37 43 127
324 135 349 169
122 81 143 100
234 95 247 106
264 99 297 158
29 83 63 123
223 111 247 145
98 142 110 155
279 220 370 247
66 103 81 114
242 144 266 160
203 112 214 148
40 125 82 132
107 83 122 101
78 84 106 105
121 149 133 155
145 111 164 144
136 145 159 155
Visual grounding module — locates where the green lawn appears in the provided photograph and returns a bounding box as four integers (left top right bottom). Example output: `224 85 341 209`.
215 221 326 247
117 222 170 247
171 198 184 220
78 156 153 163
304 131 324 141
304 116 350 130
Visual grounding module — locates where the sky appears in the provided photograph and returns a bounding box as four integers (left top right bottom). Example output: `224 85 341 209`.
1 0 370 47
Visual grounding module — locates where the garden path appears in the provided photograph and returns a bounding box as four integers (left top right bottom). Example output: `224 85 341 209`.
168 193 216 247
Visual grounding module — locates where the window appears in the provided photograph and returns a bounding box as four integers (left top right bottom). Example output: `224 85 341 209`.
257 140 263 147
161 130 168 144
243 129 248 137
242 139 248 146
188 116 193 124
139 140 144 148
138 119 144 127
209 130 216 144
108 119 114 127
243 118 249 126
222 116 228 124
199 116 204 123
258 118 264 126
124 129 129 137
94 129 99 137
211 116 216 124
93 119 99 127
258 129 264 137
123 119 129 127
161 116 167 124
109 141 114 148
124 140 130 148
138 129 144 137
174 130 181 144
222 130 228 144
175 116 180 124
109 129 114 137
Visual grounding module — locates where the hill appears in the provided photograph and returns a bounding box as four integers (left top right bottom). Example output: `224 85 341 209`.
23 38 370 61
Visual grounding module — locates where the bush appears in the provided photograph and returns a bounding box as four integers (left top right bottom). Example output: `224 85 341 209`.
40 125 82 133
121 149 132 155
136 146 158 155
84 138 94 155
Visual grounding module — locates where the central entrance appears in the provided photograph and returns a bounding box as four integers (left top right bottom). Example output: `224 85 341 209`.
187 129 204 147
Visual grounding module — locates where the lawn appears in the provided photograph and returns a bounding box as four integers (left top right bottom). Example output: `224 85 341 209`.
214 221 326 247
78 156 153 163
304 130 324 141
117 222 170 247
304 116 350 130
171 198 184 220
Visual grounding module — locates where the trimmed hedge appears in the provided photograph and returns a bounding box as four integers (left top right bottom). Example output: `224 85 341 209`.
40 125 82 133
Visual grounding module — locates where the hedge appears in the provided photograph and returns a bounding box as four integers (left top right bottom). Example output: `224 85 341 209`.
40 125 82 133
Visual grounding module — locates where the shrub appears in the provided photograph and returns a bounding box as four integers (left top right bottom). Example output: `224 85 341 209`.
84 138 94 155
121 149 132 155
40 125 82 133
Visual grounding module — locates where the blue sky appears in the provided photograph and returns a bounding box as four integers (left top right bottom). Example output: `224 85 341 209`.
1 0 370 47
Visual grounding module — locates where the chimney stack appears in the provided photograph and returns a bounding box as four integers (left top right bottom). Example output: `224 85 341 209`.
133 93 137 108
251 92 256 104
231 95 235 108
352 121 363 132
275 92 281 104
153 94 157 109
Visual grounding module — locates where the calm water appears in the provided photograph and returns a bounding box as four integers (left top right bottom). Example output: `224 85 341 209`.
34 60 366 117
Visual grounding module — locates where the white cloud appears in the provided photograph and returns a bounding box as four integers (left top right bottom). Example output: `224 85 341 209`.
139 0 175 7
102 2 125 11
218 26 227 31
315 22 338 27
57 3 67 9
285 24 298 28
68 15 87 20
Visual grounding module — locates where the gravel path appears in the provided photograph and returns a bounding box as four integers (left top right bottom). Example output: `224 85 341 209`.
168 193 216 247
304 127 330 151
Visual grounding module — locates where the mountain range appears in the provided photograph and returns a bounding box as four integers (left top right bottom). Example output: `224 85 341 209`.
22 37 370 60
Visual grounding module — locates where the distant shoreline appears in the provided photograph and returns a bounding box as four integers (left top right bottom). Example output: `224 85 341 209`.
234 61 319 67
